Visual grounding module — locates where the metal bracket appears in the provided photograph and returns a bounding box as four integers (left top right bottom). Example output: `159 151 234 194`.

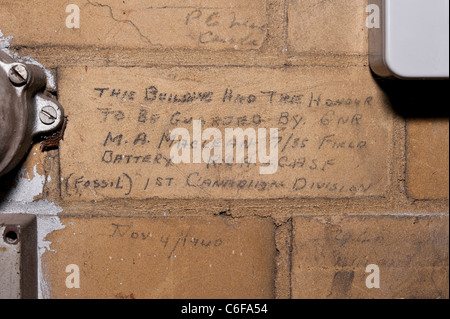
0 214 38 299
0 50 64 177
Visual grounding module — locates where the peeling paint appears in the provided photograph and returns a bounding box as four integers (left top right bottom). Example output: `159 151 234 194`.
37 216 65 298
3 166 46 202
0 30 13 50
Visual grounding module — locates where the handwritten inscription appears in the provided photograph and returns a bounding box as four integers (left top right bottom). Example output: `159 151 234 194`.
110 223 224 259
91 0 268 50
185 9 267 48
59 67 391 200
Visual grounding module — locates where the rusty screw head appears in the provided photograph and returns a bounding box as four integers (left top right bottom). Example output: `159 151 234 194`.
39 106 58 125
8 64 29 86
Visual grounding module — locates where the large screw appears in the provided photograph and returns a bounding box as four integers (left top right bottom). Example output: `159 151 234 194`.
8 64 29 86
39 106 58 125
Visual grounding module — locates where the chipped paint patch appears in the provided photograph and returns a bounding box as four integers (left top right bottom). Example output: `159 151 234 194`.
37 216 65 298
0 30 13 51
3 166 46 202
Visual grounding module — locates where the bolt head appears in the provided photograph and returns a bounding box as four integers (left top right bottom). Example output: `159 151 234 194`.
8 64 29 86
39 106 58 125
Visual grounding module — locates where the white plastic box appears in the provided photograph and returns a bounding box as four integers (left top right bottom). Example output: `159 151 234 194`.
369 0 450 79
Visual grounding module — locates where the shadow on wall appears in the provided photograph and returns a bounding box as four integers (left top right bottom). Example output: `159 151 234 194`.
373 75 449 118
0 156 28 203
